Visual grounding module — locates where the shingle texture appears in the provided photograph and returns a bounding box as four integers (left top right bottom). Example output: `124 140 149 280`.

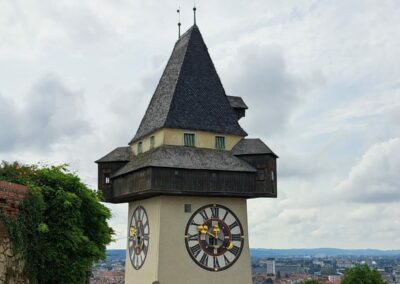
227 96 248 109
130 25 247 143
96 147 132 163
112 145 256 178
232 139 278 157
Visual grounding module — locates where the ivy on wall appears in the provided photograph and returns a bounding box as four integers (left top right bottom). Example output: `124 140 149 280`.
0 162 114 284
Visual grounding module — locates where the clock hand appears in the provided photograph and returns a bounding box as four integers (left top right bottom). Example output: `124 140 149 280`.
206 231 225 242
198 225 209 235
212 224 220 239
130 227 137 237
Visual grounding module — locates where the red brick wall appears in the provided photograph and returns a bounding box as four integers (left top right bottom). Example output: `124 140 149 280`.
0 181 28 283
0 181 28 219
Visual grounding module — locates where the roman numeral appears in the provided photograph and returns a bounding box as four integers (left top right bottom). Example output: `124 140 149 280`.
200 253 209 266
222 211 229 221
188 234 199 241
191 219 201 226
211 207 219 218
229 221 239 230
190 244 201 258
224 255 231 266
199 210 209 221
231 234 242 241
137 254 142 265
230 245 240 256
213 257 220 269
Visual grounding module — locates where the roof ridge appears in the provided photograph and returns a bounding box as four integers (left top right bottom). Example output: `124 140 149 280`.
129 30 192 144
163 28 195 128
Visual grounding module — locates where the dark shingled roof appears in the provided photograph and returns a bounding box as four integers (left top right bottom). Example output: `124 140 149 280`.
130 25 247 144
95 147 132 163
227 96 248 109
112 145 256 178
232 139 278 157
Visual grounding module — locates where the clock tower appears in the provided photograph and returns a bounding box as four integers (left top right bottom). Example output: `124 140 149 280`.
96 24 278 284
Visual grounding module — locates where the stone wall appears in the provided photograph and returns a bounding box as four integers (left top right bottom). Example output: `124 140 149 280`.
0 181 28 284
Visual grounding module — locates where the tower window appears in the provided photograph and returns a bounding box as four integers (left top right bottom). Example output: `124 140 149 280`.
184 204 192 213
256 170 265 181
150 136 155 149
104 174 111 185
184 133 195 147
137 141 143 154
215 136 225 149
271 171 275 182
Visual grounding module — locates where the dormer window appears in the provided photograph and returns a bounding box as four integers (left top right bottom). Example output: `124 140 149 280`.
215 136 225 150
184 133 195 147
137 141 143 154
150 136 155 149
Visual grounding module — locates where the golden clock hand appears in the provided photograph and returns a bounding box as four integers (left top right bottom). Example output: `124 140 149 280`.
130 227 137 237
212 224 220 238
198 225 209 235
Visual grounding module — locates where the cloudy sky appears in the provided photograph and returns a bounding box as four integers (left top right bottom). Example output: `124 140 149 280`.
1 0 399 250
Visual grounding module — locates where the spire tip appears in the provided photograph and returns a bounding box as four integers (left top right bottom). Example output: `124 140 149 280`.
177 6 181 38
193 1 197 25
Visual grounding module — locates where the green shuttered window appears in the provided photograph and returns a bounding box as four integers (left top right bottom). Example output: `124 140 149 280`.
215 136 225 149
184 133 195 147
150 136 155 149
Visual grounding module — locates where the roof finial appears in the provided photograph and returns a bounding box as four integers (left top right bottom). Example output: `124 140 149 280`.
177 6 181 38
193 0 197 26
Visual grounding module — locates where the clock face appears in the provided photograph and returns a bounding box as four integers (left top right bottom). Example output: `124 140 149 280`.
184 204 245 272
128 206 149 270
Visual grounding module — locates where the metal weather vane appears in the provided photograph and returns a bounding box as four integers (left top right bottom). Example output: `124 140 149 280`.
177 5 182 38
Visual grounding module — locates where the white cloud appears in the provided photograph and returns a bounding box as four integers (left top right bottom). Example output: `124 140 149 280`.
0 74 91 152
336 138 400 203
221 44 305 137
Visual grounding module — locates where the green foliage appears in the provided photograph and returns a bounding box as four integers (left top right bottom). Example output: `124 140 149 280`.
276 270 281 279
342 264 385 284
0 161 113 284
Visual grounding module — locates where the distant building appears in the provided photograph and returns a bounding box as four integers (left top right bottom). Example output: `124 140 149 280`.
328 275 342 284
336 259 353 269
265 258 276 275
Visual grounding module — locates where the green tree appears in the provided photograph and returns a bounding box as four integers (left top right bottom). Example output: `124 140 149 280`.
0 162 113 284
276 270 281 279
342 264 385 284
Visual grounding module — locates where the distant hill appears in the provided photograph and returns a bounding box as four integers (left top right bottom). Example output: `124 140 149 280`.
107 248 400 261
107 249 126 261
250 248 400 258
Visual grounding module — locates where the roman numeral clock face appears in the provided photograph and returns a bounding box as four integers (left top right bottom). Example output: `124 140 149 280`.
128 206 149 270
185 204 245 272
